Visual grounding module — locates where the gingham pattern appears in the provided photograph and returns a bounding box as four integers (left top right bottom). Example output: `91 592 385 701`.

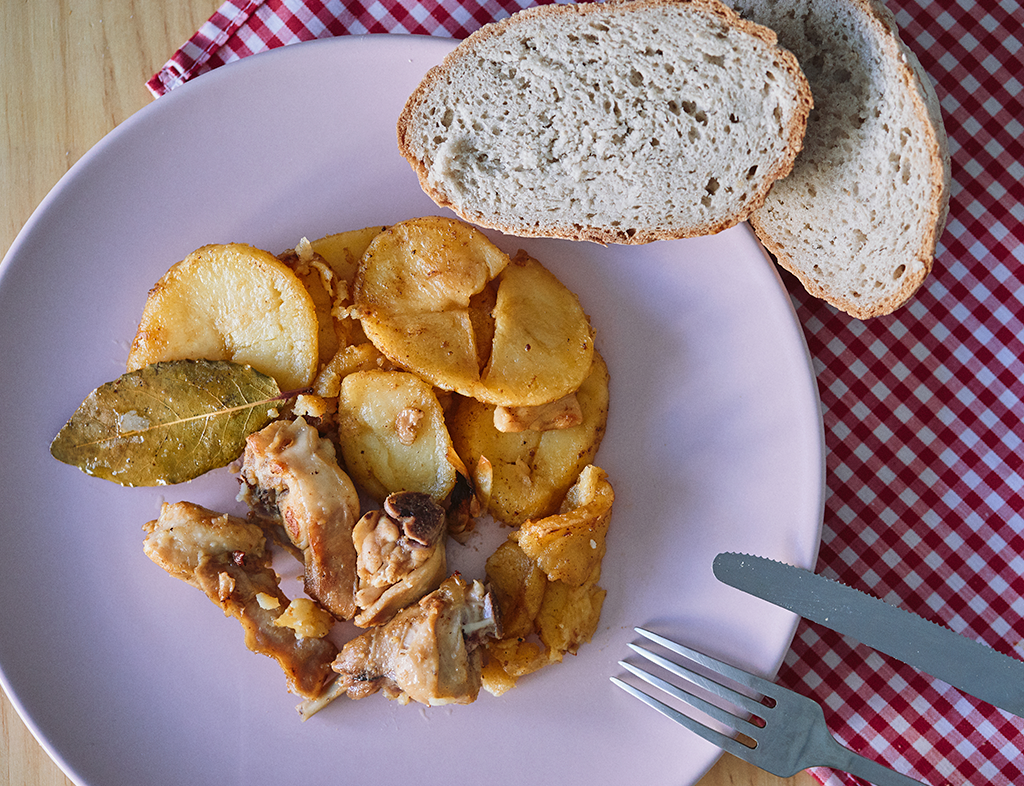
148 2 1024 784
146 0 555 95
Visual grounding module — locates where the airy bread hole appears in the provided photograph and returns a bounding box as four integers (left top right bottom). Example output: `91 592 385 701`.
704 53 726 67
680 100 708 125
705 178 720 195
893 264 907 280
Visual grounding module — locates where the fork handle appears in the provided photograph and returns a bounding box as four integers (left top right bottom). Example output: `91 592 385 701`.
821 737 927 786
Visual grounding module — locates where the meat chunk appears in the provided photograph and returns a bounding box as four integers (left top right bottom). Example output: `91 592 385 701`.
492 392 584 433
239 417 360 620
142 501 338 700
332 574 499 706
353 491 447 627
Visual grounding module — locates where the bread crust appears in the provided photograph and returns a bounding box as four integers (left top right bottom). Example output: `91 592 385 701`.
397 0 813 245
733 0 950 318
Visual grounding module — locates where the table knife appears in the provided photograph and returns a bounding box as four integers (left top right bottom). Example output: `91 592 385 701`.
713 551 1024 717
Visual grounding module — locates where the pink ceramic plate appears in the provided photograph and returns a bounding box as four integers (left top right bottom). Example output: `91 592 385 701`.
0 34 823 786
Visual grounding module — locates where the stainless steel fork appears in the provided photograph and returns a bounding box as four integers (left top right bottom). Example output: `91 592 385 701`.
612 628 927 786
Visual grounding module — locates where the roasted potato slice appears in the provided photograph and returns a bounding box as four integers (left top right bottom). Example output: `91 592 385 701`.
535 569 606 657
485 540 547 640
279 246 343 368
337 370 459 502
481 251 595 406
517 466 612 651
354 217 594 406
312 342 394 398
354 216 508 394
481 466 614 692
280 227 386 364
310 225 386 292
481 637 556 697
126 243 318 390
449 353 610 526
513 464 614 587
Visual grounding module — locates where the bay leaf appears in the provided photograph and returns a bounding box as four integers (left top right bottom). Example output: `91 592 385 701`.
51 359 284 486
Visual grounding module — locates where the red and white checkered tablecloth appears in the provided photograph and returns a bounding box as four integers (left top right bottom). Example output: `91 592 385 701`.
148 1 1024 784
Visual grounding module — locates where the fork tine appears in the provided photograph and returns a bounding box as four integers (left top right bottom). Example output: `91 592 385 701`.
636 627 778 697
620 630 931 786
627 642 767 719
610 675 754 760
618 659 764 739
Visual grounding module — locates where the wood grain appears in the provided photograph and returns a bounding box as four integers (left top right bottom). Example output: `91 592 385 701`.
0 3 819 786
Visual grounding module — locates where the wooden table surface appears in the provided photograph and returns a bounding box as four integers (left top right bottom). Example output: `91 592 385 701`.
0 2 818 785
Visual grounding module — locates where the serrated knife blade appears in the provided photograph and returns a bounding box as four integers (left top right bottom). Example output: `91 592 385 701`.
713 551 1024 717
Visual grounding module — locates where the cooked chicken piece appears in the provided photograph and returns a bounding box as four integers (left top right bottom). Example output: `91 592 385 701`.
239 417 360 620
443 471 482 544
352 491 447 627
332 574 499 706
142 501 338 700
493 392 584 433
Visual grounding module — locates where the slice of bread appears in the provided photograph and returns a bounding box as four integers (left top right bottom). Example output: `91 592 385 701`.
398 0 812 245
726 0 951 318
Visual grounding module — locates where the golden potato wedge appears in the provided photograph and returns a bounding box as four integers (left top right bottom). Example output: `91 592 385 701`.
310 225 386 292
279 245 342 368
481 637 557 697
480 466 614 691
535 570 606 657
281 228 385 364
337 370 459 502
126 243 318 390
354 217 594 406
449 353 610 526
481 251 595 406
485 540 547 640
513 464 614 587
312 342 395 398
354 216 508 392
